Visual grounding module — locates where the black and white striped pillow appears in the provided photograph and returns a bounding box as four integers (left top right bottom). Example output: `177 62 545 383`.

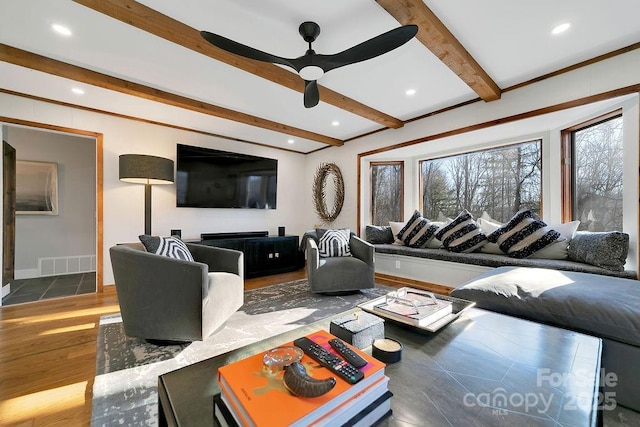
397 210 439 248
318 229 352 257
139 235 195 262
486 210 563 258
435 210 487 253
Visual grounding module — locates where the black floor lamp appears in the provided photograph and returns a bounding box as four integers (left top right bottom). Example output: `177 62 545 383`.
119 154 174 235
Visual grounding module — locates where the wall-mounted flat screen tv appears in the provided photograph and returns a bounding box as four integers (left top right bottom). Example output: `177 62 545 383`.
176 144 277 209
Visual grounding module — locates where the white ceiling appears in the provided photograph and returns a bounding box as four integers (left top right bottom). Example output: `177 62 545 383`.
1 0 639 153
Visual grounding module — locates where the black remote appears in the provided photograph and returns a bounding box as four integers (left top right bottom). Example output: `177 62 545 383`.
329 338 368 368
293 336 364 384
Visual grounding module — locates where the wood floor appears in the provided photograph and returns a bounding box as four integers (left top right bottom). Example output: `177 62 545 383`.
0 270 306 427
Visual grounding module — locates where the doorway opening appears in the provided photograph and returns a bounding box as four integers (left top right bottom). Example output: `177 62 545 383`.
1 119 103 306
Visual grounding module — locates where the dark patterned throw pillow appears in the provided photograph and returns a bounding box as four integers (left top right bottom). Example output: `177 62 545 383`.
397 210 439 248
318 229 352 257
435 210 487 253
139 235 195 262
487 210 563 258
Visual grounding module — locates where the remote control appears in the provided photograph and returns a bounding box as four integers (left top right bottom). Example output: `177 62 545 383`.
329 338 368 368
293 336 364 384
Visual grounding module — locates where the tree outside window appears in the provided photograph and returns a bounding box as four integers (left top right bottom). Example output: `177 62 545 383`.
570 115 623 231
370 162 403 225
420 141 542 222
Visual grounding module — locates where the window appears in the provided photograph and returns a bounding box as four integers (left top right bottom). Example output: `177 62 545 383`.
419 140 542 222
370 162 403 225
563 112 623 231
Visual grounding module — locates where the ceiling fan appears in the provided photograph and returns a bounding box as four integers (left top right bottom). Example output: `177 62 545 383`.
201 22 418 108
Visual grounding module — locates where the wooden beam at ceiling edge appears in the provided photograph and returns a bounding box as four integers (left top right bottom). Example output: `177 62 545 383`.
377 0 501 102
71 0 404 130
0 44 342 146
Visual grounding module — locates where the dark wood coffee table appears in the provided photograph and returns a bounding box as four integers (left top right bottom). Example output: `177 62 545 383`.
158 308 601 426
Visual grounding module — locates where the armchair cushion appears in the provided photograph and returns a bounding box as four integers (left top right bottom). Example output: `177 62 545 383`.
139 235 194 261
318 229 352 257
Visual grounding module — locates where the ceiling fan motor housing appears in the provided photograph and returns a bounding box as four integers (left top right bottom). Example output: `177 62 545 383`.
299 21 321 43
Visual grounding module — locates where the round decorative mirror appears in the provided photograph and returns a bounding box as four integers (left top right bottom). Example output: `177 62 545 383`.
312 162 344 223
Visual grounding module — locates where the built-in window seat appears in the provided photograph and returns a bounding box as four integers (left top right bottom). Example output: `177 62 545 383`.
365 225 637 290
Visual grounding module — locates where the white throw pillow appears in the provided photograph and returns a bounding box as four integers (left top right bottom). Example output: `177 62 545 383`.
487 210 563 258
397 210 439 248
477 217 505 254
389 221 407 245
435 210 487 253
318 229 352 258
530 220 580 259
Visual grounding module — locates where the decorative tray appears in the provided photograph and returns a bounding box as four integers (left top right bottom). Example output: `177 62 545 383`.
357 291 475 333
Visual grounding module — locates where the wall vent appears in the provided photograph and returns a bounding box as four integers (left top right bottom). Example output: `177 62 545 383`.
38 255 96 277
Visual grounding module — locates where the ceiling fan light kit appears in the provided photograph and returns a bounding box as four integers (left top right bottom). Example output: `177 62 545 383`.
201 22 418 108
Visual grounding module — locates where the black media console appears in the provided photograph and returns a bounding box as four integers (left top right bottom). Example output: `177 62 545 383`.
196 232 303 279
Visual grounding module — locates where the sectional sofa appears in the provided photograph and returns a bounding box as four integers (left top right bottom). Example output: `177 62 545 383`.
364 224 640 411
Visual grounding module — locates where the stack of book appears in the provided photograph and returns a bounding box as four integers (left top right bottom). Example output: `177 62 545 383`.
373 287 452 327
213 329 392 427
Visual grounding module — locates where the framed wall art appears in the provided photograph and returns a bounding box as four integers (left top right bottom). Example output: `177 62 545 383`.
16 160 59 215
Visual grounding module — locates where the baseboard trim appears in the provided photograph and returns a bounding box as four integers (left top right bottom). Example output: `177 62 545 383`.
14 269 39 280
375 273 453 295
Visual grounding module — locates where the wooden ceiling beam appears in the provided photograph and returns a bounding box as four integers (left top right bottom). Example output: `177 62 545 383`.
72 0 404 129
0 44 343 146
377 0 501 102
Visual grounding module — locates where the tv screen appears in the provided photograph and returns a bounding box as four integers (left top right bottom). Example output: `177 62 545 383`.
176 144 277 209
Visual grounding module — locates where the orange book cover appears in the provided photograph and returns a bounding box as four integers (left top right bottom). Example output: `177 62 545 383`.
217 329 386 427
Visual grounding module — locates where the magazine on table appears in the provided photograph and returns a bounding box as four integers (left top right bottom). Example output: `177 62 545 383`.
373 287 452 326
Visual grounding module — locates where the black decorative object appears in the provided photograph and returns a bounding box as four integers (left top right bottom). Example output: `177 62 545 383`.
119 154 174 235
201 22 418 108
278 226 285 236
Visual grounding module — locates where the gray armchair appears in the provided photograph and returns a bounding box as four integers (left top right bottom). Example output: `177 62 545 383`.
109 242 244 343
306 234 375 294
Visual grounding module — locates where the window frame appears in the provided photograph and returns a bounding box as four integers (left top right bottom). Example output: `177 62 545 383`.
369 161 404 225
560 109 623 224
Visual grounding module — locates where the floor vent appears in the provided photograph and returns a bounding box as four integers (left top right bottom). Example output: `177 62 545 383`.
38 255 96 277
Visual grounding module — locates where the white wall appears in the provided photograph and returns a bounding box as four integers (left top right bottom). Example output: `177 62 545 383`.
0 104 308 287
6 127 96 278
304 49 640 271
0 49 638 286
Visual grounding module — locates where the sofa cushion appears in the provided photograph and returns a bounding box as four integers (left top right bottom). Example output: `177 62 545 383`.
568 231 628 271
451 266 640 348
487 210 562 258
435 210 486 253
139 235 194 261
318 229 352 257
365 225 394 244
397 210 439 248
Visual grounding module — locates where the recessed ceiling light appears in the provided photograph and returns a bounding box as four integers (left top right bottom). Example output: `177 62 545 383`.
405 89 416 96
331 121 340 127
52 24 72 36
287 139 295 144
551 22 571 35
71 87 85 95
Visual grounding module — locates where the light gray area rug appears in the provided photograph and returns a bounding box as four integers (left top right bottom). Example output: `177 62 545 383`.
91 279 640 427
91 279 390 426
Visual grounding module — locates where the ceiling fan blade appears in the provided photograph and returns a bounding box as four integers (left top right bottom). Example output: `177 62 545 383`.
304 80 319 108
200 31 295 69
314 25 418 72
